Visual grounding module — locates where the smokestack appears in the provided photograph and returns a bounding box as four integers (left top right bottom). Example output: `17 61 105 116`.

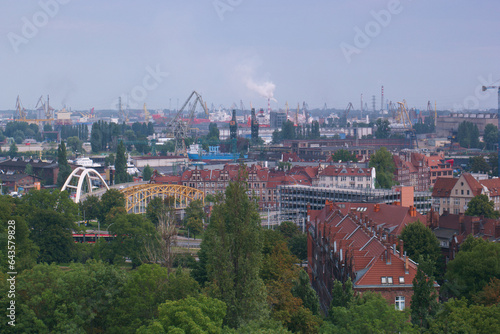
381 85 384 111
268 98 271 115
399 239 404 258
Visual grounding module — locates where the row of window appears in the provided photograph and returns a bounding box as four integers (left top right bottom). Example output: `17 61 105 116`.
381 276 405 284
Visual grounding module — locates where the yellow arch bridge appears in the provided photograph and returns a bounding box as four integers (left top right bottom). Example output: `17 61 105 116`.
120 184 205 214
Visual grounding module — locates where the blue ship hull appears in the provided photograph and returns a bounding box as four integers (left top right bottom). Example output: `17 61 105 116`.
188 153 244 161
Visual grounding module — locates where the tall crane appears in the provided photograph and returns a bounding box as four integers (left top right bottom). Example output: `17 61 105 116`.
482 85 500 177
165 91 209 155
285 101 289 122
341 102 353 127
397 100 418 148
143 103 150 123
15 96 27 122
396 100 412 129
427 101 436 128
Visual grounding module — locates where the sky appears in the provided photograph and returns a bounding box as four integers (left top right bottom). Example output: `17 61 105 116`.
1 0 499 112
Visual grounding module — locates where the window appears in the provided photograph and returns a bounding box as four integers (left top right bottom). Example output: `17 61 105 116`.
461 190 464 195
467 190 469 195
341 176 346 181
395 296 405 310
351 176 355 181
381 277 387 284
399 277 405 284
387 277 393 284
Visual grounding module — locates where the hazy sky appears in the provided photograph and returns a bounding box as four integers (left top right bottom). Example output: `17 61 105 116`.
1 0 499 112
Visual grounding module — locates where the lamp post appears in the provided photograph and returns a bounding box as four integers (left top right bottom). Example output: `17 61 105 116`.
482 85 500 177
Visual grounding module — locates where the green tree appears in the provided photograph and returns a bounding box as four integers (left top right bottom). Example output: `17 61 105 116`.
146 196 171 226
483 124 498 151
428 298 500 333
8 141 17 157
185 199 206 239
292 269 320 315
310 120 320 139
20 189 78 263
288 233 307 261
369 146 396 189
202 165 269 328
24 163 33 175
375 118 391 139
473 277 500 306
137 295 226 334
325 291 417 333
102 212 156 268
489 152 498 176
143 164 153 181
66 136 83 152
457 121 481 148
108 265 200 332
208 122 220 142
469 155 491 173
399 221 441 276
8 260 128 333
114 140 129 184
0 196 39 272
97 189 125 225
411 259 439 329
465 194 500 219
79 195 101 221
445 237 500 299
331 149 357 162
329 278 354 310
56 141 72 188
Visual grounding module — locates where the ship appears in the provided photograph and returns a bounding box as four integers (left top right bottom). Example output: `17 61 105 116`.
187 144 246 161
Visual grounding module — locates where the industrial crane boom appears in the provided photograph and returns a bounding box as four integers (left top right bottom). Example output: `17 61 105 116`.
166 91 209 155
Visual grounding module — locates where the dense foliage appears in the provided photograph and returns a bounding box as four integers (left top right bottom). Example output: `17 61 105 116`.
369 146 396 189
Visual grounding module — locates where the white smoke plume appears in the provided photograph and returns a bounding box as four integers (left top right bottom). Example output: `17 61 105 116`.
246 78 277 102
237 62 277 102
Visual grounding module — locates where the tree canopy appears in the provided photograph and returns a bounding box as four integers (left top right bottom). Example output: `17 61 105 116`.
445 236 500 300
464 194 500 219
369 146 396 189
201 165 269 328
331 149 357 163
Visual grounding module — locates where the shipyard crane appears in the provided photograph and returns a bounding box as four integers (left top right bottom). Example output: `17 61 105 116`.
15 96 27 122
285 101 289 122
143 103 150 123
482 85 500 177
341 102 354 127
397 100 418 148
302 101 309 123
427 101 436 127
295 103 300 126
165 91 209 155
396 100 412 129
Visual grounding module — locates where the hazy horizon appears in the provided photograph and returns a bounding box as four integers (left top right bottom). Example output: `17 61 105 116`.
1 1 499 113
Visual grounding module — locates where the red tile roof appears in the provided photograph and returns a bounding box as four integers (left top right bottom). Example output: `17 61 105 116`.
432 177 458 197
480 178 500 197
462 173 483 197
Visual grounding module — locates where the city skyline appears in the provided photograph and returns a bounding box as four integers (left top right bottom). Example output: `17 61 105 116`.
1 0 499 112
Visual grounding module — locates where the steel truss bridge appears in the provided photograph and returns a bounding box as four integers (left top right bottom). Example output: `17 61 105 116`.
120 184 204 214
64 168 204 213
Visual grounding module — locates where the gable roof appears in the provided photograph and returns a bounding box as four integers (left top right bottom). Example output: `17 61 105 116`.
432 177 458 197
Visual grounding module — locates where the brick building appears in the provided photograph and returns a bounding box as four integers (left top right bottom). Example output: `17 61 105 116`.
316 165 375 189
428 209 500 262
0 172 42 193
0 158 59 185
431 173 500 215
392 152 430 192
307 201 436 313
424 153 453 186
151 163 315 209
